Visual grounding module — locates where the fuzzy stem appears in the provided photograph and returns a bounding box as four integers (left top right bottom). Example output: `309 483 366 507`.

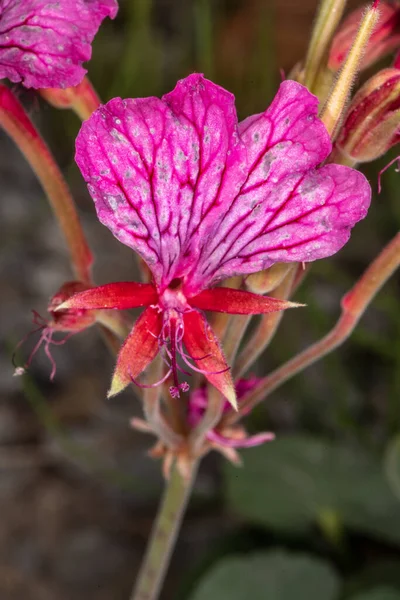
320 1 381 139
0 84 92 283
225 231 400 425
303 0 347 92
131 461 198 600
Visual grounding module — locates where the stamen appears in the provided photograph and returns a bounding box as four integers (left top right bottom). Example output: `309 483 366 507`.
128 367 172 389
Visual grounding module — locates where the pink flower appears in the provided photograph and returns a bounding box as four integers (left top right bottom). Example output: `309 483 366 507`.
0 0 118 89
60 74 371 407
188 377 274 459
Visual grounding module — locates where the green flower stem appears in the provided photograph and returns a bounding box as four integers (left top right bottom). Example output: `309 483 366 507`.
0 84 93 284
225 231 400 426
303 0 347 92
131 461 199 600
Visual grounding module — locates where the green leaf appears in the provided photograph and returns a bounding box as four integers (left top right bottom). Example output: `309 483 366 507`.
349 589 400 600
189 550 340 600
224 436 400 543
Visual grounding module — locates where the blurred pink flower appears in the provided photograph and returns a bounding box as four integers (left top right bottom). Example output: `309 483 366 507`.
60 74 371 405
188 377 274 457
0 0 118 89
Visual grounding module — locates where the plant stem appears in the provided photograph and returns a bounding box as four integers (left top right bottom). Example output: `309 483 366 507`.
234 266 296 378
0 84 93 283
303 0 347 92
131 461 198 600
225 231 400 425
40 76 101 120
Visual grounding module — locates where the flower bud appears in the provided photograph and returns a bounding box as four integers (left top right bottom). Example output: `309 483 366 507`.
245 263 293 295
14 281 96 380
329 1 400 72
335 67 400 163
47 281 97 331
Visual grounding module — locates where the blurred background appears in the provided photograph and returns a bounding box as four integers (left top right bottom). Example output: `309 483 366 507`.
1 0 400 598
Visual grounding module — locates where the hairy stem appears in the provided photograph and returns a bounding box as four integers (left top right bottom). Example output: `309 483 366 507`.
225 231 400 425
303 0 347 92
131 461 198 600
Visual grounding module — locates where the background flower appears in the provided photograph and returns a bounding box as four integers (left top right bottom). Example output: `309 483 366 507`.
0 0 118 88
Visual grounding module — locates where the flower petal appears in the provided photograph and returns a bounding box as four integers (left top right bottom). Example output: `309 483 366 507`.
76 76 371 295
196 80 371 285
0 0 118 89
75 73 247 292
189 286 301 314
183 310 236 409
207 429 275 448
108 305 162 397
56 282 158 311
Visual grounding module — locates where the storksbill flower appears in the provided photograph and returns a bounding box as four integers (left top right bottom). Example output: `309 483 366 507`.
0 0 118 89
59 74 371 408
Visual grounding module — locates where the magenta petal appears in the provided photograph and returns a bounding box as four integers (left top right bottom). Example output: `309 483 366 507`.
198 80 371 284
76 75 371 295
75 73 247 291
0 0 118 89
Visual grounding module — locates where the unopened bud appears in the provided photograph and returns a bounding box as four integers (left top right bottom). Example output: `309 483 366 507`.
329 1 400 72
335 67 400 163
246 263 293 295
48 281 96 331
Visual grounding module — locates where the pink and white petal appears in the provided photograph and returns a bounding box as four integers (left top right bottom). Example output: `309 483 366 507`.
0 0 118 89
75 74 247 291
200 163 371 283
187 80 369 289
239 80 332 181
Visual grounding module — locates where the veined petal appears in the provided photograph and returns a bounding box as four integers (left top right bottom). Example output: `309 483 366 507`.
183 310 237 409
75 73 247 291
189 287 301 314
196 80 371 285
0 0 118 89
56 282 158 311
76 75 371 295
108 306 162 397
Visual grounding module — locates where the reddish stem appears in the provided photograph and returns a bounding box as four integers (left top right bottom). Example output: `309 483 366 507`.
0 85 93 283
225 232 400 425
40 76 101 120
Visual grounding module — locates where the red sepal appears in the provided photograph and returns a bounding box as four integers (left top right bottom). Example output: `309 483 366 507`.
108 306 163 397
57 282 158 311
189 287 300 315
183 310 237 409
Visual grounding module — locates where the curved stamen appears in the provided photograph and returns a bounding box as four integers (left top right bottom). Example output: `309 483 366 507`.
177 338 230 376
128 367 172 389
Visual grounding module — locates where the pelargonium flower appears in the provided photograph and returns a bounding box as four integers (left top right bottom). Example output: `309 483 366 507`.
59 74 371 407
0 0 118 89
188 377 275 463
